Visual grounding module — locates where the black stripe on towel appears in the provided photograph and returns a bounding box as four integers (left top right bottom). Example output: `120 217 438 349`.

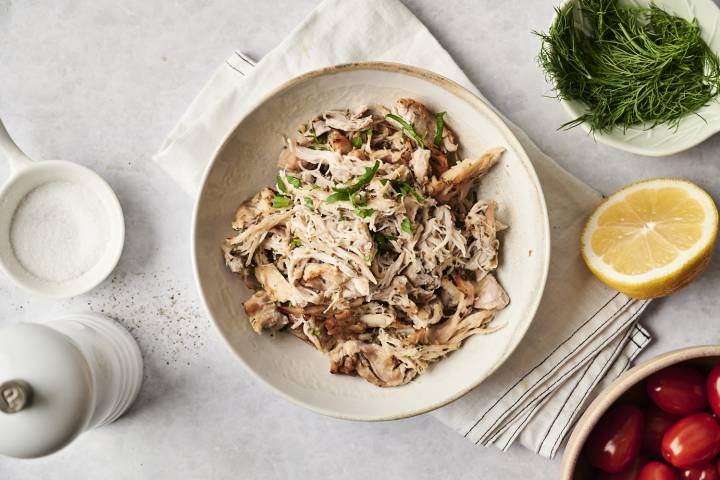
463 293 622 437
475 299 643 445
468 295 630 440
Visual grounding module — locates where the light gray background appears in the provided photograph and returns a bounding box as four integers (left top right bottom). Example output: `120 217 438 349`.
1 1 719 478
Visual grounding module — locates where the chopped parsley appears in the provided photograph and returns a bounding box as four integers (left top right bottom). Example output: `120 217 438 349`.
305 128 329 150
304 197 314 209
286 175 302 188
374 232 396 252
325 191 349 204
351 135 363 148
381 178 425 203
350 192 373 218
272 194 291 208
275 175 287 193
385 113 425 148
434 111 446 148
364 127 373 142
291 237 302 247
326 160 381 204
350 192 367 207
401 218 413 233
355 207 374 218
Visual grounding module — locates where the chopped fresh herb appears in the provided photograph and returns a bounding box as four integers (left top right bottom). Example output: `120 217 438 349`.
364 255 372 264
351 135 363 148
325 191 349 204
291 237 302 247
374 232 396 251
305 128 329 150
384 179 425 203
536 0 720 132
275 175 287 193
385 114 425 148
332 160 380 195
364 128 373 142
286 175 302 188
355 207 374 218
434 112 446 147
401 218 413 233
310 183 321 190
350 192 367 207
304 197 314 209
272 194 291 208
312 328 320 336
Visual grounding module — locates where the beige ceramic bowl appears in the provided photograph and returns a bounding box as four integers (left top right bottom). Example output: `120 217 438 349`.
193 62 550 420
561 345 720 479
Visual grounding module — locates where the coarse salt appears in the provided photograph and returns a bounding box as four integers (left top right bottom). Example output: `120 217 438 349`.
10 181 109 283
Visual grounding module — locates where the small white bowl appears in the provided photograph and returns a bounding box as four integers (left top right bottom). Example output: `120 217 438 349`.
193 62 550 420
554 0 720 156
0 120 124 298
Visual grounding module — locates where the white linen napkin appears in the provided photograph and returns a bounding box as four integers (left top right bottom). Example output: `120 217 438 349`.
153 0 651 458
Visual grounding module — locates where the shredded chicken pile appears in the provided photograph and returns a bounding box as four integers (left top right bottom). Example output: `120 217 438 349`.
223 98 510 387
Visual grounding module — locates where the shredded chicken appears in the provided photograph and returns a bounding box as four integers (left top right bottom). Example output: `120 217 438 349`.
223 98 510 387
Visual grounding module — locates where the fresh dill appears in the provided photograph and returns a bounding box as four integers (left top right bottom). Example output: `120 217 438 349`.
536 0 720 132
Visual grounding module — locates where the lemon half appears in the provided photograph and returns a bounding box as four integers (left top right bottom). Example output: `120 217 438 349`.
581 179 718 299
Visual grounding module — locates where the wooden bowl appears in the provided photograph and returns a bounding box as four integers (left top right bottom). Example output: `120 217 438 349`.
560 345 720 479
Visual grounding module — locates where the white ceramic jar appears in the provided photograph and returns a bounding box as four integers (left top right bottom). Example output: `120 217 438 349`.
0 312 143 458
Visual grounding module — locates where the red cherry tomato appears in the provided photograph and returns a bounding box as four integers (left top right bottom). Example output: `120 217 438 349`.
662 413 720 468
680 464 718 480
586 404 645 473
595 455 648 480
706 365 720 418
643 405 679 454
639 462 678 480
647 366 708 416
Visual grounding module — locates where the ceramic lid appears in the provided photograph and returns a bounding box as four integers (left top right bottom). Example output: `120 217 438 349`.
0 323 92 458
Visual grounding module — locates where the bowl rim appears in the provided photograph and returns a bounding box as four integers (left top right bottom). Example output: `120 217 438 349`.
191 61 551 421
560 344 720 479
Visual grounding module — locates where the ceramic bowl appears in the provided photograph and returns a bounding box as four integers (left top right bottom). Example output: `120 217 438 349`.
193 62 550 420
561 345 720 479
554 0 720 156
0 148 125 298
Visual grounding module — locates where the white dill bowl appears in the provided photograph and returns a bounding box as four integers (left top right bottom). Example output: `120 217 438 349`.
193 63 550 420
554 0 720 156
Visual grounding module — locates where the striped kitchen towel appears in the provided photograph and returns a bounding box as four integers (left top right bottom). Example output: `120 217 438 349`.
153 0 651 458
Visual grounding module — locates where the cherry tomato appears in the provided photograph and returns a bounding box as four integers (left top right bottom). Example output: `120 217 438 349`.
706 365 720 418
595 455 648 480
639 462 678 480
586 404 645 473
661 413 720 468
680 464 718 480
647 366 708 416
643 405 679 454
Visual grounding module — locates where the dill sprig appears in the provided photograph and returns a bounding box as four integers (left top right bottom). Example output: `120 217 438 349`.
536 0 720 133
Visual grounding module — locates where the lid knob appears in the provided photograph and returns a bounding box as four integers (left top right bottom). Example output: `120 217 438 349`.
0 380 33 414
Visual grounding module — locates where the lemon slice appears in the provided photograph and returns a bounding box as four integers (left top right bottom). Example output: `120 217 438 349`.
581 179 718 299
